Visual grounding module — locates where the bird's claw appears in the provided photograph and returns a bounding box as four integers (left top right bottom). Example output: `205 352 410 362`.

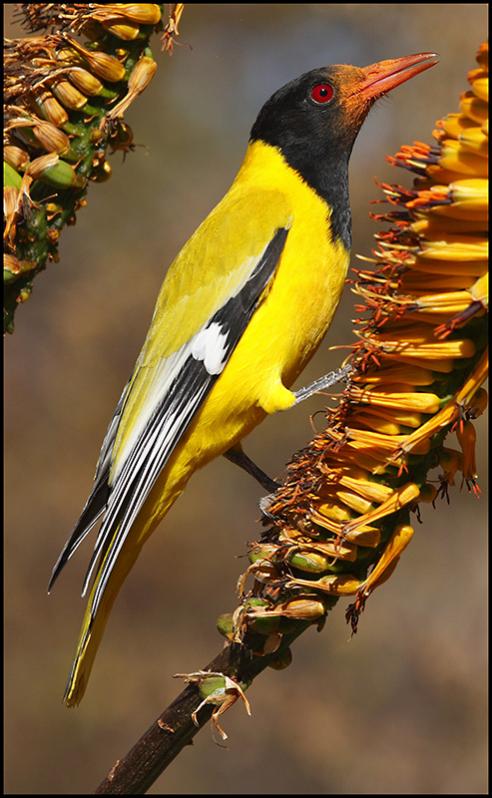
259 492 278 520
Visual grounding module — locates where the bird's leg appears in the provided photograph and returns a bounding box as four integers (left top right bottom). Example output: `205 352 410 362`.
223 446 281 493
294 364 352 404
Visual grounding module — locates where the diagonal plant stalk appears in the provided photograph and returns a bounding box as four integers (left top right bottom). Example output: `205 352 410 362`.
3 3 184 334
94 41 488 796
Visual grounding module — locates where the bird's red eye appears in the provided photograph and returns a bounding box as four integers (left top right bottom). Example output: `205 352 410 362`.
310 83 334 104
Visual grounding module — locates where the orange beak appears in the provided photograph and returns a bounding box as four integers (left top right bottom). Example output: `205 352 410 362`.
355 52 439 100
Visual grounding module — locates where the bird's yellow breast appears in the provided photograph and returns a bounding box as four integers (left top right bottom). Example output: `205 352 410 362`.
207 143 348 403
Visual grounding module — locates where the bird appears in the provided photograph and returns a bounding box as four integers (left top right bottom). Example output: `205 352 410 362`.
49 51 438 706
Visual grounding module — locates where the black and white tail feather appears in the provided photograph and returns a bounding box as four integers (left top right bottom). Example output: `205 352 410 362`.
48 227 289 619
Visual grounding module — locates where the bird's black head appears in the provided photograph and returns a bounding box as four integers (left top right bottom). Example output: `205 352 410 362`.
250 53 438 247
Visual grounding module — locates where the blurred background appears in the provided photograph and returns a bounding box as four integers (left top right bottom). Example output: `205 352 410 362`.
4 4 488 794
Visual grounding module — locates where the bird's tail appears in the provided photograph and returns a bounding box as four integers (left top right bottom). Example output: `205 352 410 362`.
63 477 186 707
64 446 196 707
64 530 142 707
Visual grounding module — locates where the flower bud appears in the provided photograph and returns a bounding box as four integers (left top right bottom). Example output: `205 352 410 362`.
288 551 331 574
27 154 86 189
216 613 234 640
3 162 22 189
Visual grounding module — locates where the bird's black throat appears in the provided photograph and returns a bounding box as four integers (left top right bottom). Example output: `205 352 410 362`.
284 143 352 251
250 132 352 251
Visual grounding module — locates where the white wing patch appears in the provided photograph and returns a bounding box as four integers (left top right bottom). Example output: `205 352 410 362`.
111 244 274 481
190 322 228 375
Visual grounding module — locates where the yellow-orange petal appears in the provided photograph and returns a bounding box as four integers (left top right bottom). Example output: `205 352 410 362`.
360 524 414 593
343 484 420 535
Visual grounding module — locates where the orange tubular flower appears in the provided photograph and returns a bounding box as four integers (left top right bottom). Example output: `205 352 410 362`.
218 42 488 660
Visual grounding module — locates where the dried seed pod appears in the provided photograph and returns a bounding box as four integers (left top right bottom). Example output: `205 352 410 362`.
104 4 162 24
107 55 157 119
4 185 19 219
247 598 326 625
54 47 84 66
128 55 157 94
34 89 69 127
101 19 141 41
32 121 71 154
63 37 126 82
4 145 30 171
67 67 104 97
52 80 88 111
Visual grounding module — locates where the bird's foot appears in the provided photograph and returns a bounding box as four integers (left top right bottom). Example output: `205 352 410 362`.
259 491 279 520
294 364 352 404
